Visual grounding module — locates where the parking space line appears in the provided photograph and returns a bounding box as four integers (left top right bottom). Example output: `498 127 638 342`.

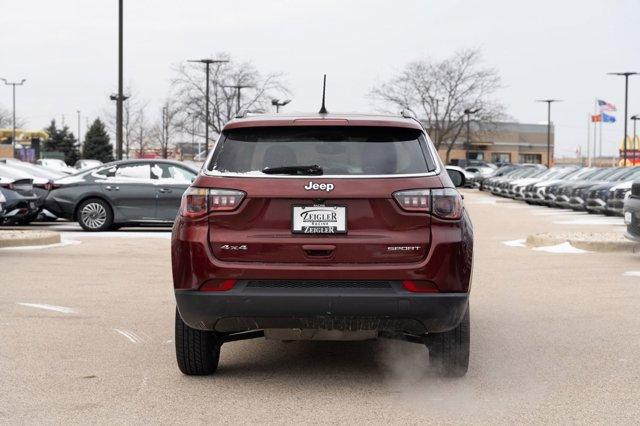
113 329 149 344
16 303 77 314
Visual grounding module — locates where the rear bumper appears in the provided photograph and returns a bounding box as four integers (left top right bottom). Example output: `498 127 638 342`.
175 283 469 335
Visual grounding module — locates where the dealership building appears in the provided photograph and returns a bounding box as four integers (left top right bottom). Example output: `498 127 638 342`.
428 121 553 165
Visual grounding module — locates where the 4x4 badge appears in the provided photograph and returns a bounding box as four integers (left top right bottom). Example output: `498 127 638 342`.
304 181 334 192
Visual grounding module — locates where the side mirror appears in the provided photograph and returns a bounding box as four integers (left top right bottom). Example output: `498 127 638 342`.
447 169 466 188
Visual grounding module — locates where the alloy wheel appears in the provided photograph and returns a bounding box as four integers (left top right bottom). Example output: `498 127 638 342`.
80 202 107 229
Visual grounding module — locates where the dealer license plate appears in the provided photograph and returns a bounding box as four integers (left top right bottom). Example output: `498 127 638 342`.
292 205 347 234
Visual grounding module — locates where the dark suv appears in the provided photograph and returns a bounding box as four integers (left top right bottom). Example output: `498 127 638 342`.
172 113 473 377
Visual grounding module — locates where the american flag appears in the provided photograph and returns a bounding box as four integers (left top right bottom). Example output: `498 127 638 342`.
597 99 617 112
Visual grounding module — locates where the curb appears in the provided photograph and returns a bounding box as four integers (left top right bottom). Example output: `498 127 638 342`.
0 230 61 248
526 232 640 253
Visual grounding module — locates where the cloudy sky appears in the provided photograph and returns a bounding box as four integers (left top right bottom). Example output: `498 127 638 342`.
1 0 639 157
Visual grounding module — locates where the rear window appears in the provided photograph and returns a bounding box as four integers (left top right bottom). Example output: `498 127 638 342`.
207 126 436 176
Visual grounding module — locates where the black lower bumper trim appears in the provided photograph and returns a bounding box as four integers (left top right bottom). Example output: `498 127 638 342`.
175 283 469 335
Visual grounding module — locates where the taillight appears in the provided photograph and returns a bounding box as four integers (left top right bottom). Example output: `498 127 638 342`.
392 189 430 212
431 188 463 219
393 188 463 219
200 279 236 292
35 182 54 191
402 280 439 293
180 187 246 218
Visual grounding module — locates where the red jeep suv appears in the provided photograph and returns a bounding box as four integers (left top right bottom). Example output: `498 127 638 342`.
172 113 473 377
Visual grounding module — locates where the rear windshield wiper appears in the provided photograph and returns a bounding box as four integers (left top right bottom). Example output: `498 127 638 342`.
262 165 324 175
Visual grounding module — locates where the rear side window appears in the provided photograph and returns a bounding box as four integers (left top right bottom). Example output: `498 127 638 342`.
208 126 436 175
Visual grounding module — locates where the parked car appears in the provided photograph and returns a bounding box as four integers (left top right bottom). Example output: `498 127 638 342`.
506 167 570 200
44 159 198 231
490 166 546 196
172 113 473 377
0 159 65 219
548 167 619 208
543 167 599 206
585 167 640 214
37 158 77 175
0 161 61 219
624 181 640 240
446 165 476 188
606 180 633 216
0 190 5 215
74 159 103 171
566 167 630 211
0 170 39 225
523 166 579 204
465 164 497 188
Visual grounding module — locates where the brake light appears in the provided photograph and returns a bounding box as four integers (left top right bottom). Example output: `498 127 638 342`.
393 188 463 219
200 279 236 291
180 187 246 218
402 280 439 293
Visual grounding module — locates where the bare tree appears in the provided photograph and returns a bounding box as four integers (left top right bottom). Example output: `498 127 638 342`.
150 98 181 159
130 105 151 158
370 48 505 163
171 53 289 145
0 105 25 129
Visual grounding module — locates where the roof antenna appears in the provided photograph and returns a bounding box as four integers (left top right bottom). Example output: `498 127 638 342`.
318 74 328 114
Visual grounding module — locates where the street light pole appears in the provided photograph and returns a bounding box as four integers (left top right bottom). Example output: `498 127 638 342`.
224 84 254 114
188 59 229 157
115 0 124 160
1 78 26 153
608 72 638 165
536 99 562 167
463 108 481 152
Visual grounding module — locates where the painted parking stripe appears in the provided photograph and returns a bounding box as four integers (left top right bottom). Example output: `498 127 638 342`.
17 303 77 314
113 329 148 344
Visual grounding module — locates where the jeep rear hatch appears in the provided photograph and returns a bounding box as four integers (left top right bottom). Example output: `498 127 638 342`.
202 126 441 264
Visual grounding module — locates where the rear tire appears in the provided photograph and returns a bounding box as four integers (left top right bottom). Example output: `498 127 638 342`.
428 304 470 377
175 308 221 375
77 198 113 232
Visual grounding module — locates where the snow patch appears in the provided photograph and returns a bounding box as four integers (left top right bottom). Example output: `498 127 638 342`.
503 239 527 247
532 242 588 254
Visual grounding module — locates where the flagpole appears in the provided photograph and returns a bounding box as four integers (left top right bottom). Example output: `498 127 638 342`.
599 120 603 159
593 98 598 166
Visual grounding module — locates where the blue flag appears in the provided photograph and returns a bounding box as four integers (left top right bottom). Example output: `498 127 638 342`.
602 112 616 123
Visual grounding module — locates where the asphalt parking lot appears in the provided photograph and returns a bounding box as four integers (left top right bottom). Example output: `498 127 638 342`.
1 189 639 424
